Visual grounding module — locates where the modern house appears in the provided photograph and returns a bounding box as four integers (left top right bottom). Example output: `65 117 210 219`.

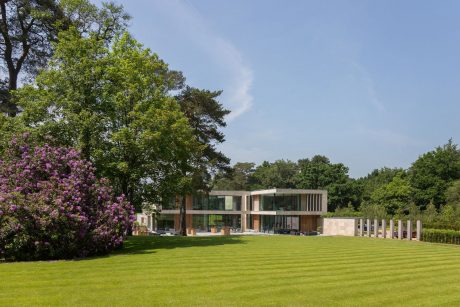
136 188 327 234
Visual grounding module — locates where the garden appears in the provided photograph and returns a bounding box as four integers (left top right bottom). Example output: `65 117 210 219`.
1 235 460 306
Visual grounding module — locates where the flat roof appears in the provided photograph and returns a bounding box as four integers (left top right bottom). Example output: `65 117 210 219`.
209 188 327 196
249 188 327 195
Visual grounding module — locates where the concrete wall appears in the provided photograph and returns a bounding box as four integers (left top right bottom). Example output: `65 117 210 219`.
323 217 358 236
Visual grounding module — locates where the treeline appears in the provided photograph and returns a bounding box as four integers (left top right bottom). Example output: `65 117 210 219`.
213 140 460 227
0 0 231 237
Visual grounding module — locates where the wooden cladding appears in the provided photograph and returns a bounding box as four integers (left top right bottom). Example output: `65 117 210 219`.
300 215 318 232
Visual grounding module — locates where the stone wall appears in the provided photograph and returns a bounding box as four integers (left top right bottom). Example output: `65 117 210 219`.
323 217 358 236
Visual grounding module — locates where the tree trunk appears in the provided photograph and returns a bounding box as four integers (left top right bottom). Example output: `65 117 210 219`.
179 195 187 236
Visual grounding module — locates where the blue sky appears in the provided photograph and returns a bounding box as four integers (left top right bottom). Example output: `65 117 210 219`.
105 0 460 177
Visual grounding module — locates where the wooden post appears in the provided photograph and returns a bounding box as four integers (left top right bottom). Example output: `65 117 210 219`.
367 219 371 237
390 219 394 239
359 218 364 236
374 219 378 238
398 220 403 240
416 220 422 241
407 220 412 240
382 219 387 238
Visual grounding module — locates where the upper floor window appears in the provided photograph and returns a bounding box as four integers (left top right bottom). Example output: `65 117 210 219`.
193 194 242 211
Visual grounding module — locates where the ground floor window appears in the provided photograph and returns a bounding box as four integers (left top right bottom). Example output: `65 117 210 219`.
260 215 300 233
156 214 175 230
192 214 241 232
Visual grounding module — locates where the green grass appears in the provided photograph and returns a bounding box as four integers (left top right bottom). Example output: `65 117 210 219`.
1 236 460 306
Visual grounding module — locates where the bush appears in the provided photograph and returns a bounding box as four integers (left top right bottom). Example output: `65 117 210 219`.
0 136 135 261
421 228 460 245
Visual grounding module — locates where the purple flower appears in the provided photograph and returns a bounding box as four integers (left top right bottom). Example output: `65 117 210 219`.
0 137 134 261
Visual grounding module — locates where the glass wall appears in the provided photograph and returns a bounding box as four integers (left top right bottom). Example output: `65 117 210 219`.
192 194 242 211
259 194 301 211
156 214 175 230
162 197 179 210
260 215 300 233
192 214 241 232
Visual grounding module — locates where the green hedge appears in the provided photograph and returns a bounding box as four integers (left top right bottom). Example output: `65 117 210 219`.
421 228 460 245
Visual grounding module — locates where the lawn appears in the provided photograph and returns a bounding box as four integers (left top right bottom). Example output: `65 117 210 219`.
1 236 460 306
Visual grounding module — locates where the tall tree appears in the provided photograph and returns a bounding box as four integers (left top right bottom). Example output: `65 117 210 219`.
369 172 413 215
409 140 460 208
213 162 256 190
175 86 231 236
296 155 357 210
297 155 348 189
0 0 129 116
16 29 200 210
445 180 460 207
251 159 298 190
357 167 404 202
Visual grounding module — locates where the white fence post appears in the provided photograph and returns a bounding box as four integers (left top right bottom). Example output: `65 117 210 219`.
390 219 394 239
416 220 422 241
367 219 371 237
382 219 387 238
360 218 364 236
407 220 412 241
374 219 378 238
398 220 403 240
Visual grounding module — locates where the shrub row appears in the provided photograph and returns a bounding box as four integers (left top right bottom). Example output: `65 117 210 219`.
421 228 460 245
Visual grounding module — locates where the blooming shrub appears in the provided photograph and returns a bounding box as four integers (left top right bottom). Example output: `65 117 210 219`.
0 136 135 261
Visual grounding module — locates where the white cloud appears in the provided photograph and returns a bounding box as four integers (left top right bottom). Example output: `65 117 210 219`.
148 0 254 121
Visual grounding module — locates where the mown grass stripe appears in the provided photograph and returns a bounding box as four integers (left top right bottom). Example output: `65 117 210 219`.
2 236 460 306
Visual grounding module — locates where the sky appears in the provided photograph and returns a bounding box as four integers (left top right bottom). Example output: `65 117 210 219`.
101 0 460 178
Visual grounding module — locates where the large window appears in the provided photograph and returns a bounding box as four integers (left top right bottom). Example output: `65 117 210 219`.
162 197 179 210
259 194 301 211
192 214 241 232
260 215 300 233
156 214 175 230
193 194 242 211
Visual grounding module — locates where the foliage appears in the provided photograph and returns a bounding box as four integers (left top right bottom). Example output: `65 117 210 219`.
213 162 256 190
16 30 201 210
174 86 230 235
409 139 460 208
445 179 460 206
297 155 358 211
322 203 362 217
0 0 129 116
251 160 298 190
421 228 460 245
0 135 134 261
357 167 403 202
359 202 389 219
297 155 348 188
369 172 413 215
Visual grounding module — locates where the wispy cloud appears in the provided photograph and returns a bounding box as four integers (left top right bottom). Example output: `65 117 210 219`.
350 61 385 112
148 0 253 121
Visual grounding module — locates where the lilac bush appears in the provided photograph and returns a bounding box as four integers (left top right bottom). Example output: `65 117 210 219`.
0 135 135 261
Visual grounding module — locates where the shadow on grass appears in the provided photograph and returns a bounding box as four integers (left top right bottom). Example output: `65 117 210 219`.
0 236 245 263
112 235 246 256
